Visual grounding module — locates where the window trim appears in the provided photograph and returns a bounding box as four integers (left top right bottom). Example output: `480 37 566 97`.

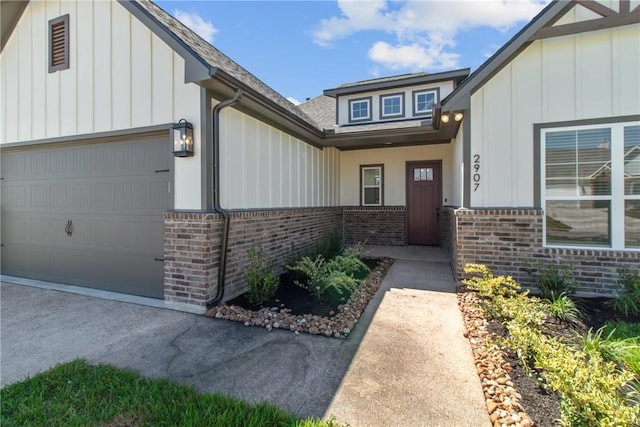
49 14 70 73
379 92 405 119
540 120 640 251
412 89 439 118
349 97 372 123
360 164 384 206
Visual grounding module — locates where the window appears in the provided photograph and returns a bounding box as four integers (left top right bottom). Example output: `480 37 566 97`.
349 97 372 123
413 89 438 117
361 165 383 206
413 167 434 181
542 121 640 249
49 14 70 72
380 93 404 119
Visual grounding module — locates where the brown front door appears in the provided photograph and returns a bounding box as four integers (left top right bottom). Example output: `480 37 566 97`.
407 161 442 245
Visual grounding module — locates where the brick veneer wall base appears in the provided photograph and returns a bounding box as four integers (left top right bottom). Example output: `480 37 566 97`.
343 206 406 245
164 208 343 307
444 207 640 296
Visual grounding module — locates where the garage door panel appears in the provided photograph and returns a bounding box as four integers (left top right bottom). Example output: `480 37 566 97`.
1 134 171 299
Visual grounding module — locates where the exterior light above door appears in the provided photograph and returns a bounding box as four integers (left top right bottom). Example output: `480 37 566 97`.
172 119 194 157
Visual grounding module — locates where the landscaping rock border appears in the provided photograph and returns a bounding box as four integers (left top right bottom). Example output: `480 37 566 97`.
458 290 536 427
205 257 393 338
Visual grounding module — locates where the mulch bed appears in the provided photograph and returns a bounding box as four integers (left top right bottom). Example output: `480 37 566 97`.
459 289 640 427
205 257 393 338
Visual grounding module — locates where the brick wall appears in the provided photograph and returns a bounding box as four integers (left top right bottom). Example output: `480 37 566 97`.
343 206 406 245
444 207 640 296
223 208 343 300
164 208 343 308
164 212 220 307
442 206 457 263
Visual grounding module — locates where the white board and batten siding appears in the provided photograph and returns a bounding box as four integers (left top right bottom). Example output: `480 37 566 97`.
0 0 202 209
339 139 462 207
470 16 640 208
218 106 341 210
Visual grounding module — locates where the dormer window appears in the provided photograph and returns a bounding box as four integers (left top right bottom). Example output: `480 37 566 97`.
349 97 372 123
413 89 438 118
380 93 404 119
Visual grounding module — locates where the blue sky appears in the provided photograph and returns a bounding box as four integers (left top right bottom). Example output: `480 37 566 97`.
154 0 551 104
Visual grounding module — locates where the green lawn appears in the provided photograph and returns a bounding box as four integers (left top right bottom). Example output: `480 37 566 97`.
0 360 342 427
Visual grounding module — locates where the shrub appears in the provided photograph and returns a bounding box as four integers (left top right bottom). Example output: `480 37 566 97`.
315 231 343 260
546 293 582 324
535 263 578 300
465 263 640 426
245 245 279 304
343 241 368 260
287 252 370 299
611 267 640 316
463 263 520 299
508 323 639 427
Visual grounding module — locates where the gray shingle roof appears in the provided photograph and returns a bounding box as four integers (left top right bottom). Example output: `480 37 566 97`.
134 0 320 129
337 73 429 89
324 68 470 97
298 96 336 130
300 95 431 134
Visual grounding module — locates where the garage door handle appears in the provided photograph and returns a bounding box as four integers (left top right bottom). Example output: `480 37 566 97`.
65 220 73 236
154 258 164 262
155 169 170 173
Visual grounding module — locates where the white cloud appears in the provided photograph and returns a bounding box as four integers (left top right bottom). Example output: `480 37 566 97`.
312 0 550 71
174 10 218 43
286 97 302 105
483 43 503 59
369 41 459 70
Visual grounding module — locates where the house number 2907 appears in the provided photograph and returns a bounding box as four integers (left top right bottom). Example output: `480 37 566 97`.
473 154 480 192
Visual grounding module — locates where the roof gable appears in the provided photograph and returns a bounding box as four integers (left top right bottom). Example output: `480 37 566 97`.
442 0 640 111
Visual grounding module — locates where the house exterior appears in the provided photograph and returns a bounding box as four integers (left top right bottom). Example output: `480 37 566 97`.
1 0 638 313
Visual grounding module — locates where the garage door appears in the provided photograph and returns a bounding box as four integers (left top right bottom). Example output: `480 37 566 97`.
0 133 172 298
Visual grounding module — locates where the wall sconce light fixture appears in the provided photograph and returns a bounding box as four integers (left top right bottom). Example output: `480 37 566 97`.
172 119 194 157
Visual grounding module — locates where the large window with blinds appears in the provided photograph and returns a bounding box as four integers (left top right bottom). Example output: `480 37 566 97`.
542 121 640 249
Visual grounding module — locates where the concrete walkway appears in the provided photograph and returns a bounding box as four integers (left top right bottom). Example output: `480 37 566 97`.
1 246 489 427
325 246 489 426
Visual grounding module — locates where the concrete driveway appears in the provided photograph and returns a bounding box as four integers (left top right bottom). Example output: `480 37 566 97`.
0 281 355 418
1 246 489 426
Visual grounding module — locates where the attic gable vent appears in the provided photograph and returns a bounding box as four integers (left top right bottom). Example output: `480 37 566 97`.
49 14 69 72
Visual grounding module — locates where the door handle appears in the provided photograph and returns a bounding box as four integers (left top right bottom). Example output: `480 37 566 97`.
65 220 73 236
436 207 440 223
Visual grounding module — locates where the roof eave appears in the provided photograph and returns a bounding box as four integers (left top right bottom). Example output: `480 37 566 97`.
1 0 29 53
324 68 471 98
324 121 461 150
201 70 325 146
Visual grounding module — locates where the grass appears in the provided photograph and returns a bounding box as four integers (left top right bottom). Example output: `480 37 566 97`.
0 360 342 427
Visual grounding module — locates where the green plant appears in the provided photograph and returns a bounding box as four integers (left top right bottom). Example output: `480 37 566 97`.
546 293 582 324
343 241 368 260
314 231 343 260
535 263 578 300
245 245 279 304
611 267 640 316
287 252 370 299
465 263 640 426
603 321 640 340
463 264 520 298
507 324 639 427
